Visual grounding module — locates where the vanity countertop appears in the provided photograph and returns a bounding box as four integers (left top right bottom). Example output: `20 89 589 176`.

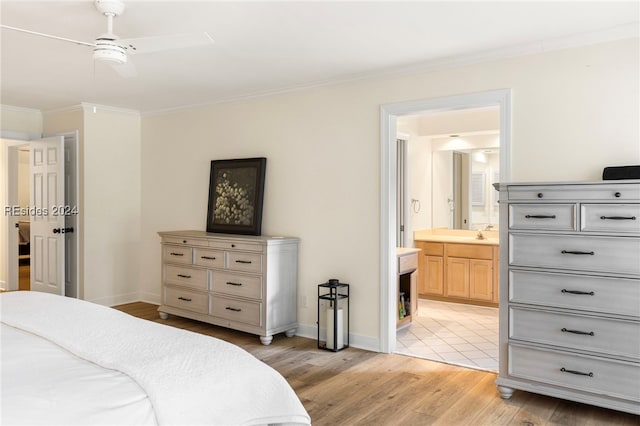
396 247 421 257
413 229 499 246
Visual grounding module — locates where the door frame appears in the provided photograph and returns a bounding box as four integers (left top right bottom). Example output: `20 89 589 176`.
379 89 512 353
2 132 80 297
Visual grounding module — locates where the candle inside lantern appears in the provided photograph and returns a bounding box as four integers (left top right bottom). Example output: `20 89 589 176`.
326 307 344 350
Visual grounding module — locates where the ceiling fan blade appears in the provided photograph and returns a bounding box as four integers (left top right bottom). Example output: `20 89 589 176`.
0 24 95 48
119 32 214 55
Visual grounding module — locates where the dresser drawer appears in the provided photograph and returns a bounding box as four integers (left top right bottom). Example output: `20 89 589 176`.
508 344 640 402
509 204 576 231
581 204 640 234
193 248 225 268
510 307 640 359
164 265 208 290
210 296 262 326
509 233 640 275
209 240 264 252
510 270 640 318
508 184 640 201
398 253 418 274
227 252 263 273
163 246 193 265
163 237 208 247
164 286 208 314
212 271 262 300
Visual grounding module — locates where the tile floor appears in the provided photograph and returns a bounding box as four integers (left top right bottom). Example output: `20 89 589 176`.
395 298 499 372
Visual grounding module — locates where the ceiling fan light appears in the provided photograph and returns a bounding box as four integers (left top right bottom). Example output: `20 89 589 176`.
93 43 127 64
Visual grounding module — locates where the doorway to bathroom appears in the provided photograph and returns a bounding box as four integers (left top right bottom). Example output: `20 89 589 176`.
379 89 511 371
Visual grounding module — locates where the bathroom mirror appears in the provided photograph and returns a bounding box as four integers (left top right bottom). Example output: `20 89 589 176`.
432 147 500 231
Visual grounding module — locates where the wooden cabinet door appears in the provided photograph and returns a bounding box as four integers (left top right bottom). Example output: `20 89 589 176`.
422 255 444 295
446 257 469 298
469 259 493 301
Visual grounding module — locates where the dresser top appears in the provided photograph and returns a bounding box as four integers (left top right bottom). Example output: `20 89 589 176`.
494 180 640 190
158 230 299 244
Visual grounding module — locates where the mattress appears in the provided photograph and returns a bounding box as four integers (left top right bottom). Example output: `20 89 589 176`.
0 291 311 425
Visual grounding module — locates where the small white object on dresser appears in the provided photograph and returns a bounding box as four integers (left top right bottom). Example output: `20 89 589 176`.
158 230 299 345
494 180 640 415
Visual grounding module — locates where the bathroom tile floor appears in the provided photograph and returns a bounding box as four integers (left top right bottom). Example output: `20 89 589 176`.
395 298 498 372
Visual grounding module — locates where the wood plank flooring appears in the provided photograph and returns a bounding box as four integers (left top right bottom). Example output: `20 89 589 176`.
114 302 639 425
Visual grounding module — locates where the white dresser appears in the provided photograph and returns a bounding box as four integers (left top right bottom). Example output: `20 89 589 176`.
494 181 640 414
158 230 299 345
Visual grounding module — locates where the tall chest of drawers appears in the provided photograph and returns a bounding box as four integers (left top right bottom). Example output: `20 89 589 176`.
158 230 299 345
494 181 640 414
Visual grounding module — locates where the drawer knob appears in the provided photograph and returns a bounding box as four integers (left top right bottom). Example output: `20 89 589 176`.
614 192 621 198
561 289 595 296
561 327 594 336
231 244 236 248
183 240 188 243
560 367 593 377
561 250 594 256
537 192 543 198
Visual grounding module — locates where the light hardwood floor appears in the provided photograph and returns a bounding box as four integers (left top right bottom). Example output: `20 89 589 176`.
114 302 639 425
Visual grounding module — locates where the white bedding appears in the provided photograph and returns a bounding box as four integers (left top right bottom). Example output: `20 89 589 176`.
0 291 311 426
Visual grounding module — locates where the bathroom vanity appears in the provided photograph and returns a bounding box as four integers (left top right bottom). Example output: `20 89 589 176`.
414 229 499 307
396 248 420 328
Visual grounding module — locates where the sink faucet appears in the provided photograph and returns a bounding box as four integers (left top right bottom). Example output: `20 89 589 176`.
476 229 486 240
484 224 494 231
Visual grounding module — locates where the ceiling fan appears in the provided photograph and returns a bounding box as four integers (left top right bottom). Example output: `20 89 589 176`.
0 0 214 77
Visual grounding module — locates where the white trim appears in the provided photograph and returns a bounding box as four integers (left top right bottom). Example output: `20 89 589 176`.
0 104 42 115
81 103 141 116
296 323 380 353
379 89 511 353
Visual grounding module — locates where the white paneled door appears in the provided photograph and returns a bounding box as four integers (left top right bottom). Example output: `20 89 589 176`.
30 136 65 295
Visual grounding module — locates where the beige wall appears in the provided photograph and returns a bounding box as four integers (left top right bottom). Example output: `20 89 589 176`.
140 38 639 348
2 38 637 348
42 106 142 304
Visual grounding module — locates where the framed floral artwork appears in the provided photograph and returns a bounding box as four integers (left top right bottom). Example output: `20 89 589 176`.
206 157 267 235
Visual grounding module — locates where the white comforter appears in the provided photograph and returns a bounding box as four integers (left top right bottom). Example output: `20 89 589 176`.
0 291 310 426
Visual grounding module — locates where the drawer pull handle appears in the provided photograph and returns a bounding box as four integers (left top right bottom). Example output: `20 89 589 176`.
226 281 243 286
525 214 556 219
537 193 544 198
560 367 593 377
561 250 594 255
561 327 594 336
177 274 191 279
614 192 621 198
225 306 242 312
561 289 595 296
600 215 636 221
170 252 184 256
235 260 252 264
201 256 217 260
178 297 192 302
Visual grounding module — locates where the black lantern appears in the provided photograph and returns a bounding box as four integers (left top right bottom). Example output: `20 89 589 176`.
317 279 349 352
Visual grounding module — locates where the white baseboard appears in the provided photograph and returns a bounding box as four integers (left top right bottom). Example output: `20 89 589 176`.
296 323 380 353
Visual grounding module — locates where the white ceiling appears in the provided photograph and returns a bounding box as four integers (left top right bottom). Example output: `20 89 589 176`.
1 1 638 114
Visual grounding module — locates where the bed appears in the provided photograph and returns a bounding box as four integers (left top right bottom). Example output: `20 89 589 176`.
0 291 311 425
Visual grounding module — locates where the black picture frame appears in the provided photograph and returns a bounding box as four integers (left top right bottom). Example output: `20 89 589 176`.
206 157 267 235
